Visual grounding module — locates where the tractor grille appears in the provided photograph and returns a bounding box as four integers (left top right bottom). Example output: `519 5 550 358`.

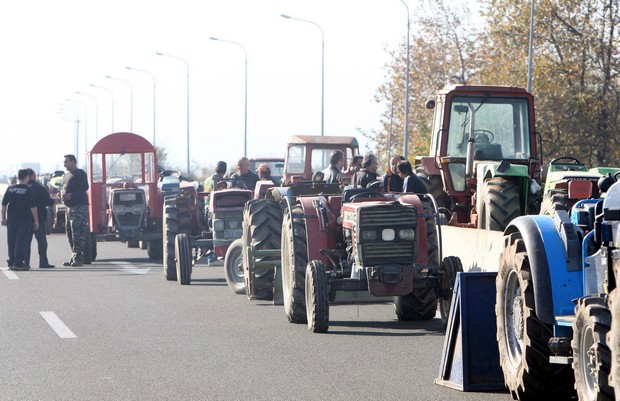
358 205 416 265
116 214 142 227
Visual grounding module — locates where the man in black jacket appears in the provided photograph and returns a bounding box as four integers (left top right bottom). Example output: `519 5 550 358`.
62 154 90 267
25 169 56 268
355 154 381 189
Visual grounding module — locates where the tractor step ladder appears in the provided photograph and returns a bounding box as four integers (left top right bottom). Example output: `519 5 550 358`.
435 271 506 392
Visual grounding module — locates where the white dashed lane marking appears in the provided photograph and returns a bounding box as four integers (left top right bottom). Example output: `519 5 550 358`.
1 267 19 280
40 311 77 339
110 261 151 275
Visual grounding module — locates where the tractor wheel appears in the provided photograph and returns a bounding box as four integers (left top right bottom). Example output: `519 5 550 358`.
242 199 282 301
572 295 613 401
147 239 163 260
281 205 308 324
439 256 462 325
83 230 92 265
496 231 575 400
540 189 572 216
175 233 192 285
479 177 521 231
416 167 447 209
127 240 140 248
162 196 192 281
224 239 245 294
305 260 329 333
394 197 440 321
608 288 620 400
90 233 97 262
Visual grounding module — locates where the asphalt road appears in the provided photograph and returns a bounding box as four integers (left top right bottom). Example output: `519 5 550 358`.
0 227 514 401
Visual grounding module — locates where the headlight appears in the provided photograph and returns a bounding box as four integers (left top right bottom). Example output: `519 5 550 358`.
213 219 224 231
131 204 144 214
362 230 377 240
398 228 415 241
381 228 395 241
115 205 126 214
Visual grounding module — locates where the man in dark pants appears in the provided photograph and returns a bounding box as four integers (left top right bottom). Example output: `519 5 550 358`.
25 169 55 268
62 154 89 267
1 169 39 270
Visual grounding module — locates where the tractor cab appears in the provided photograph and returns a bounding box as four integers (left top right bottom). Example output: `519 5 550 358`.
418 85 541 230
86 132 163 257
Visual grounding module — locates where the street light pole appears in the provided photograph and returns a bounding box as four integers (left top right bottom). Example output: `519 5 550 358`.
75 91 99 140
210 36 248 156
59 104 80 157
106 75 134 132
527 0 535 93
126 66 157 146
281 14 325 136
399 0 411 158
156 52 191 177
65 98 88 157
90 83 115 133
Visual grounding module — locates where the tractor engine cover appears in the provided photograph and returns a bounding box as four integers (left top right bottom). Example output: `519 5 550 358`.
109 188 147 239
342 201 418 296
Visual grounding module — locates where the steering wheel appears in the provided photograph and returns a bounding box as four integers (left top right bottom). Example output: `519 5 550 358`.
613 171 620 180
350 192 384 201
473 129 494 143
550 156 582 165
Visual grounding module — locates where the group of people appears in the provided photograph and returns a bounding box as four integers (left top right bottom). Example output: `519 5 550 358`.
2 154 90 270
321 151 428 194
203 157 278 192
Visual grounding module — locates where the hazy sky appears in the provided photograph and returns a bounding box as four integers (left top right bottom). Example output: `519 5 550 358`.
0 0 410 176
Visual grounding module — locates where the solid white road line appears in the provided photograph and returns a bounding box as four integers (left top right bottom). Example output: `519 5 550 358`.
1 267 19 280
40 311 77 339
110 261 151 275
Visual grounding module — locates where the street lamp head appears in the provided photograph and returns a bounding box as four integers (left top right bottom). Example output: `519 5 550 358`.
155 52 164 56
125 66 133 70
280 14 291 19
105 75 113 79
209 36 219 41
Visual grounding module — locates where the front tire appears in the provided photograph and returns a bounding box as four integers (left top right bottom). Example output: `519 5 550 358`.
609 287 620 400
163 196 192 281
175 233 192 285
224 239 245 294
439 256 462 325
496 231 575 400
572 295 613 401
305 260 329 333
281 206 307 324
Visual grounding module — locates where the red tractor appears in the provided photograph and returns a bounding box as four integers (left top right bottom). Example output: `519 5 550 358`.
234 135 360 301
281 188 461 333
86 132 163 260
164 179 255 285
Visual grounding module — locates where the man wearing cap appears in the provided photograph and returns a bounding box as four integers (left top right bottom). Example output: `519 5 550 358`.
204 161 227 192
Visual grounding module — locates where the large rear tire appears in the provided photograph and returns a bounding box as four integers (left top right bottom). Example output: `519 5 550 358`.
539 189 572 216
163 196 192 281
496 231 575 400
224 239 245 294
416 168 447 209
243 199 282 300
572 295 613 401
175 233 192 285
281 206 307 324
394 197 440 321
479 177 521 231
305 260 329 333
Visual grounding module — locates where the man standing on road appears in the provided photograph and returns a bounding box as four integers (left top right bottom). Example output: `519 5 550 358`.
1 168 39 270
62 154 89 267
230 157 259 191
25 169 56 268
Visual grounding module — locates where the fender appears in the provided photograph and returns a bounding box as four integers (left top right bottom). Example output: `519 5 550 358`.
505 215 584 324
297 196 336 267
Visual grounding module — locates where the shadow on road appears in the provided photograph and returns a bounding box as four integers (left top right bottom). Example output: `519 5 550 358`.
327 319 446 337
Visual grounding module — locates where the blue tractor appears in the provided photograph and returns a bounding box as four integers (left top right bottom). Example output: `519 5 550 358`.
495 174 620 400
